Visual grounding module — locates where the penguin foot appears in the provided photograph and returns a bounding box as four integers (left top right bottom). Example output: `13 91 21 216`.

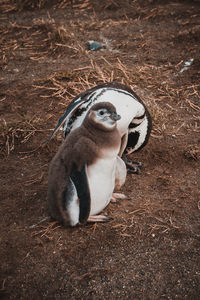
87 215 112 223
111 193 130 203
122 155 143 174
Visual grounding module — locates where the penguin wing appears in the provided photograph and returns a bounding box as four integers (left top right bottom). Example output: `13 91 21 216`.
70 163 91 224
46 97 86 143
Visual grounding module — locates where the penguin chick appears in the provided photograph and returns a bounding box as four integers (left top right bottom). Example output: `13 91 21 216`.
47 102 126 226
47 82 152 174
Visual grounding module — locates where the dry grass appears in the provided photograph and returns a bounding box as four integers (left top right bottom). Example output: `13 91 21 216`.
0 0 72 12
0 0 122 12
33 57 185 138
184 144 200 161
0 114 48 156
0 15 88 67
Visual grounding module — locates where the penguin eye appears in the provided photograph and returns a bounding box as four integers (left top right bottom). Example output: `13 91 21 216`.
99 110 105 116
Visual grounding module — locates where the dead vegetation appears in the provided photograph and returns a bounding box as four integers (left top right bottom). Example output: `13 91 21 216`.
184 144 200 161
0 114 44 155
1 1 199 155
1 53 199 155
0 0 72 12
0 1 200 299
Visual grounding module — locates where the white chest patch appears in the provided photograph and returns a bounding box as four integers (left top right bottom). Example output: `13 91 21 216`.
87 153 117 216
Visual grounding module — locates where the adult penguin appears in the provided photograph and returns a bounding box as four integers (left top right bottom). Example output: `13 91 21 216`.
47 82 152 173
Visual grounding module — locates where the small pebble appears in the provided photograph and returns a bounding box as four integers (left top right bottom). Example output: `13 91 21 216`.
88 40 106 51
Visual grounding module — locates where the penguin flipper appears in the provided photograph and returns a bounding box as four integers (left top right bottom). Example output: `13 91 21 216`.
70 164 91 224
46 97 85 143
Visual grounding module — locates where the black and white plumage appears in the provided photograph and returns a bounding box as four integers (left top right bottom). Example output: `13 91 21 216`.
48 82 152 173
48 102 127 226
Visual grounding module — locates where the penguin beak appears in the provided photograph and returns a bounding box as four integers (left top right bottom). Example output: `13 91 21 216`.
110 113 121 121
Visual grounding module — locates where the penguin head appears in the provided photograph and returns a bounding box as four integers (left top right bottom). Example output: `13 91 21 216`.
85 102 121 131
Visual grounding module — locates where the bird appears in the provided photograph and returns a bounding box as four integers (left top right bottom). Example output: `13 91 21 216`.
47 82 152 173
47 102 127 227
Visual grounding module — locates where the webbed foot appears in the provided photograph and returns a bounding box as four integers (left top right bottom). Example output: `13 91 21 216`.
87 215 112 223
111 193 130 203
122 155 143 174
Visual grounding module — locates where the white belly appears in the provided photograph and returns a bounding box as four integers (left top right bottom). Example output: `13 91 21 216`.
87 156 116 216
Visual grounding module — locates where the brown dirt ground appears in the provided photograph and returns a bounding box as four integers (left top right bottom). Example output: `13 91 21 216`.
0 0 200 299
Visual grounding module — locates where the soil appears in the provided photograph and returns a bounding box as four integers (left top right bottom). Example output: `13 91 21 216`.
0 0 200 299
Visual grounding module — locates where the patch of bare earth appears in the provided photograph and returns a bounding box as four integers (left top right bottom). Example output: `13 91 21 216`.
0 0 199 299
